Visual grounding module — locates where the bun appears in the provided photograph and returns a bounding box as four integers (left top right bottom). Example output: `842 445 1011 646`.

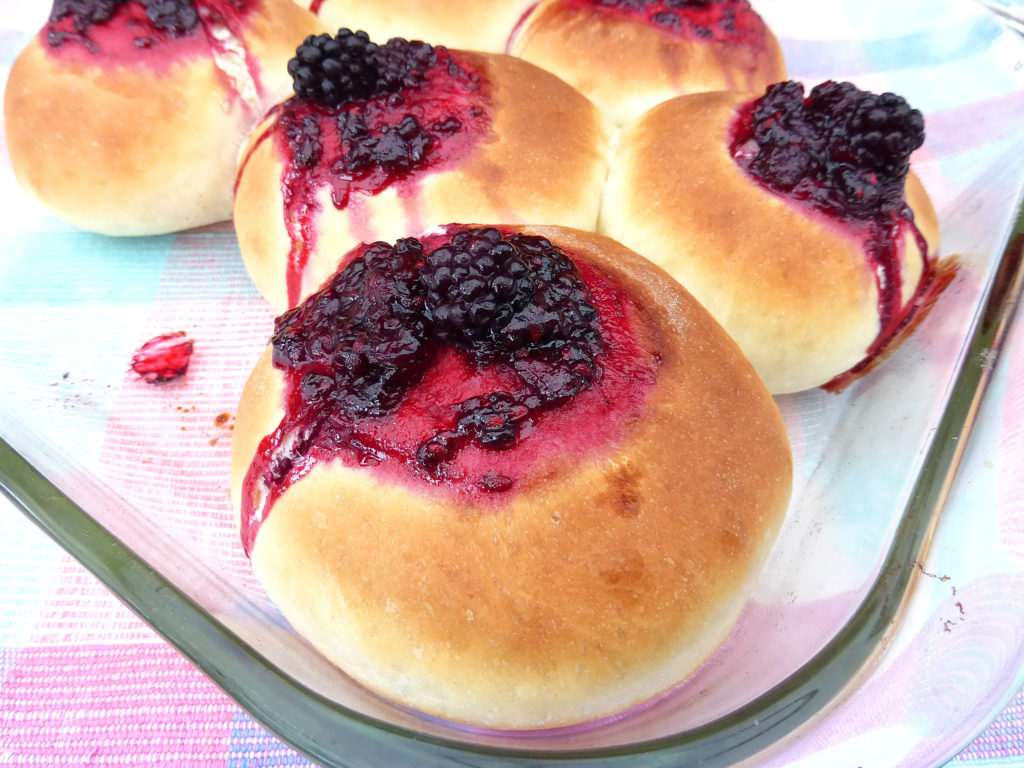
234 43 612 310
509 0 786 125
309 0 537 53
230 223 792 730
599 87 942 393
4 0 324 236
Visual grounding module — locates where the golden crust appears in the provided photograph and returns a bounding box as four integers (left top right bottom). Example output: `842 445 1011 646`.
234 52 613 310
598 91 940 394
311 0 537 53
3 1 323 236
230 224 792 729
510 0 787 125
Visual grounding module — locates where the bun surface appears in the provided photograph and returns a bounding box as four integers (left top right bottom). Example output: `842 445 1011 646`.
510 0 786 125
230 223 792 729
4 0 323 236
599 89 941 393
310 0 537 53
234 49 612 310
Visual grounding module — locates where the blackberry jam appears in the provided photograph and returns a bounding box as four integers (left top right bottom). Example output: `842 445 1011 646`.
559 0 769 47
730 80 942 388
44 0 253 54
240 29 492 308
240 227 657 555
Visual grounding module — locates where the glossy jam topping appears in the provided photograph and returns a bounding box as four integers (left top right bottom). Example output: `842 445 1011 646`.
729 80 937 389
240 227 658 555
243 31 491 307
562 0 767 46
131 331 194 382
45 0 254 55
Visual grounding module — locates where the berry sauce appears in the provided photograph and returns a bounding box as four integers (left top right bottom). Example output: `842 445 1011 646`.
559 0 768 47
131 331 195 383
239 32 492 308
44 0 258 63
729 80 942 389
240 226 658 556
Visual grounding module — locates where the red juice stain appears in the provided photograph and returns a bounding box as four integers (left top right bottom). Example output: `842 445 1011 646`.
506 2 541 53
131 331 195 383
557 0 770 47
42 0 265 108
728 81 951 390
240 226 658 556
255 37 492 307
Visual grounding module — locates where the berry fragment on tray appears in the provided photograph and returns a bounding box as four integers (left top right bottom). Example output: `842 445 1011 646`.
130 331 195 383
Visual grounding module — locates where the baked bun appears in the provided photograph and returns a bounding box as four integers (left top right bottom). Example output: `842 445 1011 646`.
309 0 537 53
599 83 944 394
4 0 324 236
230 223 792 730
234 31 612 310
509 0 786 125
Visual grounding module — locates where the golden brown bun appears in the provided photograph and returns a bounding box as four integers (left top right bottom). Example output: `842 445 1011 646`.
510 0 786 125
234 52 613 311
230 224 792 729
310 0 536 53
599 91 941 394
3 1 324 236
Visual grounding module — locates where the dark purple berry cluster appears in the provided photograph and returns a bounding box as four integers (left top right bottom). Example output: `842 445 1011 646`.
589 0 738 40
272 238 431 419
423 228 600 373
143 0 199 36
336 113 435 177
47 0 212 47
47 0 128 45
288 28 438 108
740 80 925 220
49 0 128 32
271 228 603 479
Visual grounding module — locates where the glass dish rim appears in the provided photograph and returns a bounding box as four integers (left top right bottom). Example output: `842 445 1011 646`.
1 191 1021 767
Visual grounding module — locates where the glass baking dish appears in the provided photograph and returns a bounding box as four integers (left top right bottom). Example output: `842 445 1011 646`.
2 0 1024 765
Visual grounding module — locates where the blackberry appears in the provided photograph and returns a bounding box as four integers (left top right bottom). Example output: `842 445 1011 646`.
738 80 925 220
844 91 925 178
423 230 599 365
421 228 535 346
288 29 381 108
288 29 437 109
422 228 601 405
143 0 199 35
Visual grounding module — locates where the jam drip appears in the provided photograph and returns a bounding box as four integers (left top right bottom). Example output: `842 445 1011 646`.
562 0 767 46
259 30 491 307
240 227 653 556
729 80 935 387
46 0 250 51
